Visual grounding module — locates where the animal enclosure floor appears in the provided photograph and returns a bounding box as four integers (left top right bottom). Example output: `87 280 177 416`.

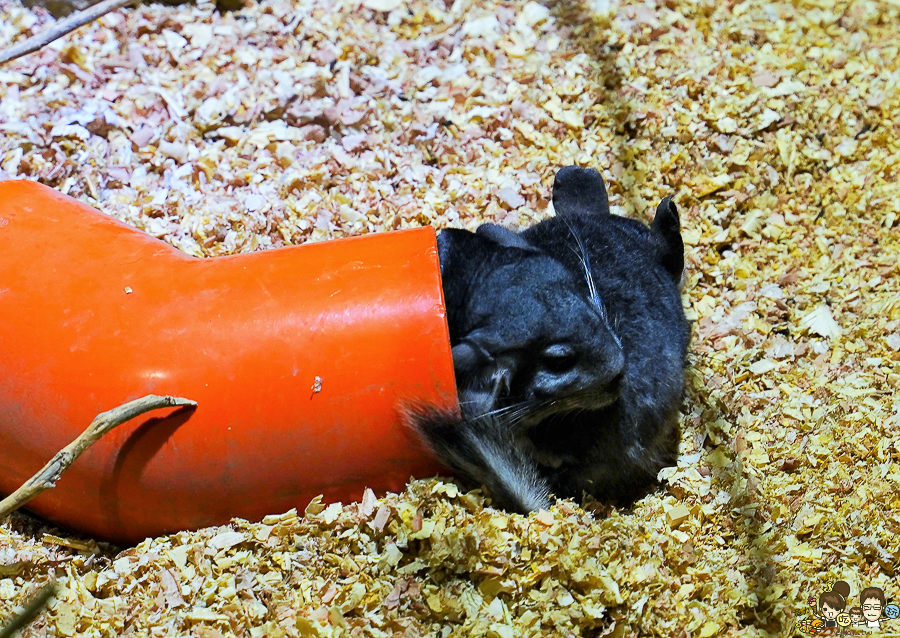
1 0 899 635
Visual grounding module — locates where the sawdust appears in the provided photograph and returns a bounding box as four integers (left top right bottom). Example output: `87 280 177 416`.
1 0 899 635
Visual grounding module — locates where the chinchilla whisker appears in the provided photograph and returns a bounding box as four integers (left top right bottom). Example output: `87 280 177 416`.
482 401 544 423
480 402 529 418
561 216 604 317
427 165 690 514
507 405 550 428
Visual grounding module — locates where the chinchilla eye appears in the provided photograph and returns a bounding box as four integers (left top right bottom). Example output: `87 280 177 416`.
542 344 577 372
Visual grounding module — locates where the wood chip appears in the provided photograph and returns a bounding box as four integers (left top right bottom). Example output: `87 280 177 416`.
1 0 899 635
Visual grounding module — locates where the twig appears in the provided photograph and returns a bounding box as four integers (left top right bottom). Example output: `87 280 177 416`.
0 580 57 638
0 0 140 66
0 395 196 520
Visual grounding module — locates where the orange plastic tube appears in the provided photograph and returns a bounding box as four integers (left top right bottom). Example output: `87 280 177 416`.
0 181 456 543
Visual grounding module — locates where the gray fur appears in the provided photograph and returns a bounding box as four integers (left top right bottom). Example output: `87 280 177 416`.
412 165 690 512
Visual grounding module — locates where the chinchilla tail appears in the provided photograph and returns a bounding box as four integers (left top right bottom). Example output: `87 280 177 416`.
405 406 552 514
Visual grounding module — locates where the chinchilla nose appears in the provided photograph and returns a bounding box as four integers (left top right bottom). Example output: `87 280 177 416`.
576 355 623 399
531 353 623 400
531 370 579 399
606 369 625 395
601 346 625 388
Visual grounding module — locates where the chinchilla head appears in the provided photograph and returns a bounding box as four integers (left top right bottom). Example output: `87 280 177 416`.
437 224 625 424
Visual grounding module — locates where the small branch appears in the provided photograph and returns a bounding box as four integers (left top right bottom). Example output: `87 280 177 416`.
0 395 196 520
0 580 57 638
0 0 140 66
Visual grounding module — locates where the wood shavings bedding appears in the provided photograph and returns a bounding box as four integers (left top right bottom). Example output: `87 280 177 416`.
1 0 899 635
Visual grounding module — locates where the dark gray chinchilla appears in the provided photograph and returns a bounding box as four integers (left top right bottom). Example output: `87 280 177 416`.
409 165 690 513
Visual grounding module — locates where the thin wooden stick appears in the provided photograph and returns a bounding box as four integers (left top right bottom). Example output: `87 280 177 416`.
0 0 139 66
0 580 57 638
0 394 196 520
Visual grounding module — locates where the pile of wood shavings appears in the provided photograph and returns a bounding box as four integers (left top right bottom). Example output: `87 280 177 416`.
1 0 900 635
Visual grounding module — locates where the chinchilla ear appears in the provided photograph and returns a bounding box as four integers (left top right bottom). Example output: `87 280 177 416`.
451 342 480 377
451 338 492 377
650 196 684 282
552 166 610 217
476 223 533 250
437 228 480 276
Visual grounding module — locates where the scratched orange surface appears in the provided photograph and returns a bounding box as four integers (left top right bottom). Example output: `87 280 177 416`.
0 181 457 543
